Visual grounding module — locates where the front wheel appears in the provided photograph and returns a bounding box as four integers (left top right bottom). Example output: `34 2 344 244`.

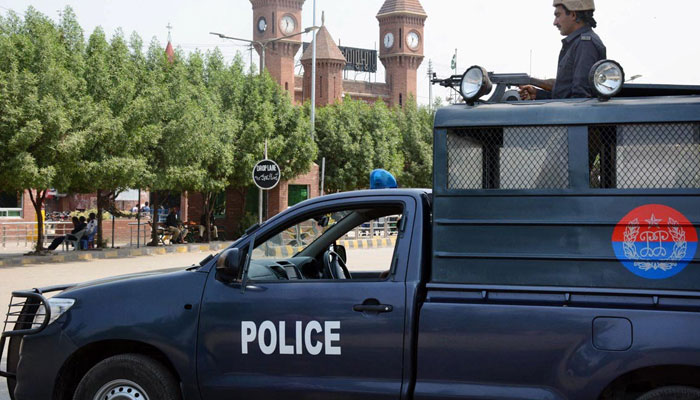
73 354 180 400
636 386 700 400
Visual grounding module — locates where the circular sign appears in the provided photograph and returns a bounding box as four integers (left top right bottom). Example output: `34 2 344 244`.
612 204 698 280
252 159 281 190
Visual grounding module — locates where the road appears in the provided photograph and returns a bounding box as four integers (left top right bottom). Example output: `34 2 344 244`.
0 246 393 399
0 251 210 400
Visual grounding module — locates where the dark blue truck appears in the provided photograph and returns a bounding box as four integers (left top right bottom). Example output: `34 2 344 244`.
2 61 700 400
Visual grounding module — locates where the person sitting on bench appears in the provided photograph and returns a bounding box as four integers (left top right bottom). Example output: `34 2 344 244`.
47 216 86 251
165 206 185 244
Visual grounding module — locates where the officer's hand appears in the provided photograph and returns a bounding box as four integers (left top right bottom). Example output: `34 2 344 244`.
519 85 537 100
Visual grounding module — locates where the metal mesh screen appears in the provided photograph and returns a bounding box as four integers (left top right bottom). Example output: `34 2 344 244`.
590 123 700 189
447 126 569 190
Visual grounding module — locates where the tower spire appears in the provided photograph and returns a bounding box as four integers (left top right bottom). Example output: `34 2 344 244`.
166 22 173 42
165 22 175 63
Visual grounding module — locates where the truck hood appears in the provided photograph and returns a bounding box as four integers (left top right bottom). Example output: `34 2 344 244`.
58 266 198 295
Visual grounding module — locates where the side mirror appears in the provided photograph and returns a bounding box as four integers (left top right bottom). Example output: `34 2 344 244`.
216 248 242 282
315 215 330 228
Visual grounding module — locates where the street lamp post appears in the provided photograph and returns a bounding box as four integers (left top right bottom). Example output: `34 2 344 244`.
210 27 318 224
210 27 318 76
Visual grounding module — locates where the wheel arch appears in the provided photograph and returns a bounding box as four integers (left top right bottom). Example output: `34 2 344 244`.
598 364 700 399
52 339 183 400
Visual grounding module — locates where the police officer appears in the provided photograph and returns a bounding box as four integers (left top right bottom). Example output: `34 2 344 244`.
520 0 606 99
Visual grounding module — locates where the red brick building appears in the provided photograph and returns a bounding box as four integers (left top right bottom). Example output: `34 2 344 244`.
253 0 427 107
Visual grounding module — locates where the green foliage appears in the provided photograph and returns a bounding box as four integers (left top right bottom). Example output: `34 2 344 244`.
0 5 438 244
0 7 89 194
0 6 91 250
314 97 433 192
396 97 435 188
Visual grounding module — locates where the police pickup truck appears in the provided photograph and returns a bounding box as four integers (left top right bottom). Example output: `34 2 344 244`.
2 60 700 400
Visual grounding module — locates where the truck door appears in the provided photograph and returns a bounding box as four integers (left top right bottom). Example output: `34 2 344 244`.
197 196 416 399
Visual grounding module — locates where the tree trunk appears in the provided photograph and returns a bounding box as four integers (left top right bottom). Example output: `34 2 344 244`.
234 187 248 237
28 189 47 253
202 191 213 243
96 189 104 248
147 191 167 246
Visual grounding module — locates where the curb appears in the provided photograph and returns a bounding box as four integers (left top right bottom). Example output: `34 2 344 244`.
269 237 396 258
0 242 233 268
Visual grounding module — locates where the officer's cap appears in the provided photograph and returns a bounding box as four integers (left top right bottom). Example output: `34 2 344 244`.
553 0 595 11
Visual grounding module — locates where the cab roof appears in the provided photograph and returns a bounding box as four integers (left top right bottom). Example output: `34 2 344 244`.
434 95 700 128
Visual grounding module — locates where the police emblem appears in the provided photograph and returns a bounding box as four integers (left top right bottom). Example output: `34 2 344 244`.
612 204 698 279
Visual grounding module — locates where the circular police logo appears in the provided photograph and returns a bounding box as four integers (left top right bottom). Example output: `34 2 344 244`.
612 204 697 280
252 159 281 190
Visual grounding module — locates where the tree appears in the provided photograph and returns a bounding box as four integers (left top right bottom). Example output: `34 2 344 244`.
0 7 89 252
189 49 244 242
315 98 402 192
162 49 240 242
361 99 403 183
396 98 435 188
225 70 317 233
74 27 154 247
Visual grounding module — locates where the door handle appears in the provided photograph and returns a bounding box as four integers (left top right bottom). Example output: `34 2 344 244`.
353 304 393 313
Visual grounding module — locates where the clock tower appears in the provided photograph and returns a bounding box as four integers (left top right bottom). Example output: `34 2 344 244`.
250 0 305 96
377 0 427 107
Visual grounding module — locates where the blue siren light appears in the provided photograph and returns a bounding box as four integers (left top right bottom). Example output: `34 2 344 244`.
370 169 398 189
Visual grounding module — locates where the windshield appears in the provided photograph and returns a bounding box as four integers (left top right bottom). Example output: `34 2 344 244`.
252 211 352 260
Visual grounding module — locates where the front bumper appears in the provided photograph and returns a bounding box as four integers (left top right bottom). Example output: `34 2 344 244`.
13 323 78 399
1 286 73 399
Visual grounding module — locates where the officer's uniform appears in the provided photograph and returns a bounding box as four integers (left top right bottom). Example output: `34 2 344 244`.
538 0 606 99
550 26 606 98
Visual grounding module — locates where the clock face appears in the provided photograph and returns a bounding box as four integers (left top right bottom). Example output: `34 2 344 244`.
406 31 420 50
257 16 267 33
281 15 296 35
383 32 394 49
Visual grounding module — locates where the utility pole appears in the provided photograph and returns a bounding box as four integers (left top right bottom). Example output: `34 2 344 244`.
211 27 318 224
427 59 433 110
310 0 317 138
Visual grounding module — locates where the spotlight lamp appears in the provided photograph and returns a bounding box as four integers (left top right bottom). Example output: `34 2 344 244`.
460 65 492 105
589 59 625 100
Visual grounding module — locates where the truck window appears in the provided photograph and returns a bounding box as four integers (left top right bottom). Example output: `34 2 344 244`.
250 206 403 281
590 123 700 189
447 126 569 190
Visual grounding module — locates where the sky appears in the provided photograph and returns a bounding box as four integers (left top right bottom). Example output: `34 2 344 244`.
2 0 700 105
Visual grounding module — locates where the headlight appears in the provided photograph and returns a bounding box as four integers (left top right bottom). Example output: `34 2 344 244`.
33 298 75 327
460 65 492 104
589 59 625 99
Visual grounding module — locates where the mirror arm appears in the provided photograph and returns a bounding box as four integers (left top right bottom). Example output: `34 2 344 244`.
240 234 256 293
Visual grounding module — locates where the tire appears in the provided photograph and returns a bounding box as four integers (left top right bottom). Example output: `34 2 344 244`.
636 386 700 400
73 353 180 400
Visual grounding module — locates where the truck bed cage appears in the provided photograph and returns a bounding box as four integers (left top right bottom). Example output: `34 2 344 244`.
431 72 700 103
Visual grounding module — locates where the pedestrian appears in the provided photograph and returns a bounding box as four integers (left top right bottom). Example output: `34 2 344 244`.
198 213 219 242
519 0 606 100
47 216 86 251
165 207 185 244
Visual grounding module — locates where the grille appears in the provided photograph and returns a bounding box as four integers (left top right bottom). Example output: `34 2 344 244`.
3 295 45 334
590 123 700 189
447 126 569 190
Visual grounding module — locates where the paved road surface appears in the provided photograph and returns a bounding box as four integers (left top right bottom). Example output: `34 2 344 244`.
0 246 392 399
